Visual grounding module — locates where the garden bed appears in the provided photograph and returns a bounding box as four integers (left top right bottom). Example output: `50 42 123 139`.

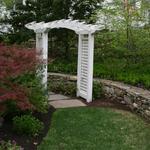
0 106 55 150
83 98 130 111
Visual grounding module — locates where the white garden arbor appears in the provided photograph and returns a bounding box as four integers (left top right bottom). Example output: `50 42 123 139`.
25 19 102 102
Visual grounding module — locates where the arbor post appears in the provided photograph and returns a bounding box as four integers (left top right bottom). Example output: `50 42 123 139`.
36 32 48 88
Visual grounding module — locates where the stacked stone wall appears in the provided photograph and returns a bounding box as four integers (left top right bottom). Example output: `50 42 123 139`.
49 73 150 121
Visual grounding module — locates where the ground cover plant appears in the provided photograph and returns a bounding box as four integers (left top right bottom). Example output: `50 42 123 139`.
48 78 103 100
0 140 22 150
38 107 150 150
13 115 44 136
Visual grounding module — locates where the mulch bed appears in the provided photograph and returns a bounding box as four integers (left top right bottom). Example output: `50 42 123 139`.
82 98 150 124
0 98 148 150
82 98 131 111
0 106 56 150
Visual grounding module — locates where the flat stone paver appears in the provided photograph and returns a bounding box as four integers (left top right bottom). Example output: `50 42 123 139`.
49 92 55 95
49 94 70 101
49 99 87 108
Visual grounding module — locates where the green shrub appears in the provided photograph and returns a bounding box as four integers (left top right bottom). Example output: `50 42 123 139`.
48 80 76 97
49 79 103 99
93 82 103 99
3 101 21 121
15 73 49 113
48 59 77 74
0 140 22 150
13 115 44 136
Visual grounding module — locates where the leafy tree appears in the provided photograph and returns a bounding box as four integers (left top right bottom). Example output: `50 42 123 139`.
1 0 54 43
52 0 103 22
50 0 104 58
2 0 104 58
94 0 150 50
1 0 13 8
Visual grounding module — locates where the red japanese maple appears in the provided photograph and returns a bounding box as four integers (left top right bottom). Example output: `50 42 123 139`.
0 43 39 112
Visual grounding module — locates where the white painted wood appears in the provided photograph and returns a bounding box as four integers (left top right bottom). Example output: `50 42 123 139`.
25 19 101 34
77 34 89 100
42 32 48 88
77 34 82 97
26 19 101 102
76 34 94 102
36 33 42 55
87 34 94 102
36 32 43 75
36 32 48 88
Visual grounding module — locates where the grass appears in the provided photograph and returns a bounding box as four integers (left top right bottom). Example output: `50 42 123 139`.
48 48 150 89
38 107 150 150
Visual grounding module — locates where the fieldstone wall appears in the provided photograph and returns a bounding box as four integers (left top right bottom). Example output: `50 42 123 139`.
100 79 150 121
49 73 150 121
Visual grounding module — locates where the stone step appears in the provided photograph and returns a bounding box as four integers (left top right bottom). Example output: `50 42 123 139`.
49 99 87 108
49 94 70 101
49 92 55 95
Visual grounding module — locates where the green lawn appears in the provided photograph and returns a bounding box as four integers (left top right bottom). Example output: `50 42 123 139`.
38 107 150 150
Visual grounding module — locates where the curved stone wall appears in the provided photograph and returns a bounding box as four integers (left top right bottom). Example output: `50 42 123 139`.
100 79 150 121
49 73 150 121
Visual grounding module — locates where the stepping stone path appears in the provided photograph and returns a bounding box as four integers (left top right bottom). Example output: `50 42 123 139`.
48 92 87 108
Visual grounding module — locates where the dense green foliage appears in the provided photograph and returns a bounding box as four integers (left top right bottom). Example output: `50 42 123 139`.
1 0 103 44
48 28 150 89
38 107 150 150
13 115 44 136
93 82 103 99
49 0 150 88
49 80 77 97
48 79 103 99
48 49 150 89
15 74 49 113
0 140 22 150
1 0 14 8
94 0 150 50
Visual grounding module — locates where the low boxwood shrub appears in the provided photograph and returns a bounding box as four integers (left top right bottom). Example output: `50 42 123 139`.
48 79 77 97
0 140 22 150
93 82 103 100
49 79 103 99
13 115 44 137
15 73 49 113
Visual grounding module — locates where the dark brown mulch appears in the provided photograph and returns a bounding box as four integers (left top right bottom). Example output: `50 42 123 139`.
82 98 131 112
82 98 150 124
0 98 148 150
0 106 56 150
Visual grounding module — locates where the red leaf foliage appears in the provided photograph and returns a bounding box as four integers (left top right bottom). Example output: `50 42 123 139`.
0 43 37 79
0 43 39 112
